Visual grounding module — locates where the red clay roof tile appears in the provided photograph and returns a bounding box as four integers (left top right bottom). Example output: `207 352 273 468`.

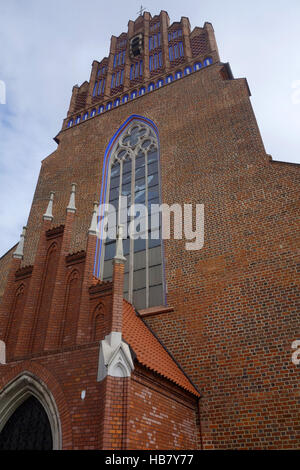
122 300 200 397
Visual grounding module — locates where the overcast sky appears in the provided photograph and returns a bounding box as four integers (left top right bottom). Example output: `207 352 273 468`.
0 0 299 256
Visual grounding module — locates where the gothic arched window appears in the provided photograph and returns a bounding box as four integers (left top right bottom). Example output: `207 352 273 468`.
99 119 165 310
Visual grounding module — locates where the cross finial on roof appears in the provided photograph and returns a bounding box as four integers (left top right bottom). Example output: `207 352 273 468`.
137 5 146 16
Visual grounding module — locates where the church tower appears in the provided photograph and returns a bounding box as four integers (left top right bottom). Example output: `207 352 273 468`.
0 10 299 450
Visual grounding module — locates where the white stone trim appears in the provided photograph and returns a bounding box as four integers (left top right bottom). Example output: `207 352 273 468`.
66 183 77 213
43 192 55 221
97 332 134 381
13 227 27 260
0 341 6 365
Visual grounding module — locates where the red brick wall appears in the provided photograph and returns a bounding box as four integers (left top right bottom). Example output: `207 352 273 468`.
0 246 17 302
32 239 61 353
128 367 200 450
0 347 101 449
1 61 299 449
0 353 199 450
5 279 30 360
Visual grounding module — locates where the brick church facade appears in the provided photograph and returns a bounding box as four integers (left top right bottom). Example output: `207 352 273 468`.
0 10 299 450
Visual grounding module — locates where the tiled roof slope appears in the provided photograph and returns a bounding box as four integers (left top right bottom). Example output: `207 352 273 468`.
122 300 200 397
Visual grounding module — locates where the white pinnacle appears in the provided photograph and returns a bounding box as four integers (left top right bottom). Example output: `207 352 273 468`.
88 201 99 235
67 183 77 213
43 191 55 221
114 225 126 263
13 226 27 260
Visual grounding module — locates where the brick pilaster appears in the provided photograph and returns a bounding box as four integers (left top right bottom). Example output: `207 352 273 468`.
110 260 125 333
160 10 171 72
14 218 52 358
181 17 192 61
0 257 22 341
76 202 98 344
44 210 76 351
86 60 99 106
99 376 129 450
104 36 117 99
204 22 220 61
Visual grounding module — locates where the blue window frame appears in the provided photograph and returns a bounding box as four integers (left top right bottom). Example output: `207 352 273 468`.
168 33 171 41
91 108 96 117
139 87 146 96
159 52 162 67
166 74 173 83
131 90 137 99
184 66 192 75
194 62 202 71
106 102 112 110
179 42 184 57
157 79 164 88
114 98 120 107
115 72 120 87
122 94 129 103
204 57 213 66
97 79 102 95
83 112 89 121
169 46 173 61
135 62 139 78
111 74 115 88
149 55 153 71
67 119 73 128
178 29 182 37
149 36 153 51
175 70 182 80
113 54 117 68
120 69 124 85
93 82 98 97
139 60 143 76
122 51 126 64
148 82 155 92
154 54 158 69
173 31 177 39
130 64 134 80
98 105 104 114
174 44 179 59
75 116 81 124
102 78 106 93
101 120 164 309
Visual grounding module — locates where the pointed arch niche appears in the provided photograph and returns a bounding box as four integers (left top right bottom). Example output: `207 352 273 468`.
94 116 166 310
0 372 62 450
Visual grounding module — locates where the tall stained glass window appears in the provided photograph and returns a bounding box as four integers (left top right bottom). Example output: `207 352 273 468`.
100 121 164 310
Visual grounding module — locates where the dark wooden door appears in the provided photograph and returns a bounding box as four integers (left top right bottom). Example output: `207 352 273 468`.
0 396 53 450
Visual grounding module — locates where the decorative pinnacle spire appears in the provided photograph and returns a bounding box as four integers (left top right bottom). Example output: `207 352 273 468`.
67 183 77 213
43 191 55 221
13 226 27 260
88 201 99 235
114 225 126 263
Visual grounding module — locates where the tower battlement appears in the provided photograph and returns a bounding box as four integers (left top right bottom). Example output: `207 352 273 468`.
63 11 220 131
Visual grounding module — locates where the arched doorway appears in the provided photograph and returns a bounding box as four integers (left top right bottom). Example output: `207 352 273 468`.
0 395 53 450
0 372 62 450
